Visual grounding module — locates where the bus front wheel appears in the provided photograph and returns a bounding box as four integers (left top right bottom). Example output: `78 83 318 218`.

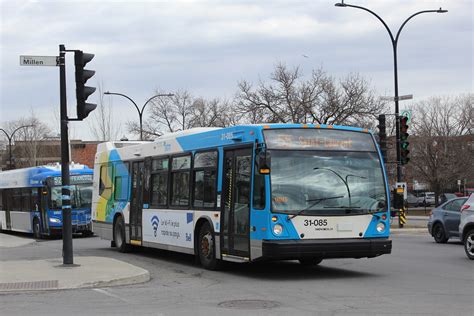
33 218 41 239
114 216 130 253
198 222 221 270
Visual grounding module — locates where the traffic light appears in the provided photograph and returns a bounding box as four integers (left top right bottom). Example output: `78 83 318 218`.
74 50 96 120
400 115 410 165
377 114 387 161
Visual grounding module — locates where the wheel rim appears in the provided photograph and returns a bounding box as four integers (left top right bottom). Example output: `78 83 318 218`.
466 234 474 256
434 225 444 240
201 232 213 259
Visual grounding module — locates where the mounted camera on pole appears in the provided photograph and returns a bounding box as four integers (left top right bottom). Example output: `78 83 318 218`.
74 50 96 120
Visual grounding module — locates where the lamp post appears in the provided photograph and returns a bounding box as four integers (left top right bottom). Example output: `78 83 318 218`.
0 125 34 170
104 91 174 141
335 1 447 182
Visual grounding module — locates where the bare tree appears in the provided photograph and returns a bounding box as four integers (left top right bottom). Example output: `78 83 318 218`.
88 82 122 141
128 90 232 139
408 94 474 202
1 113 52 168
235 63 387 127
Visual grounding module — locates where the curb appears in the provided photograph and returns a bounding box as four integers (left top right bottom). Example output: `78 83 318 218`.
390 228 427 234
79 270 150 290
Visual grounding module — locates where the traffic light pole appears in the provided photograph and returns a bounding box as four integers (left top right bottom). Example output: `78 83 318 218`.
59 44 73 265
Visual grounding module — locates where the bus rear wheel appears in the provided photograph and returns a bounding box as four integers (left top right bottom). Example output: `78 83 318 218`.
114 216 130 253
299 258 323 266
198 222 221 270
33 218 41 239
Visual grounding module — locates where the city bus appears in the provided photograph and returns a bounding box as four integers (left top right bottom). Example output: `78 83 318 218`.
92 124 392 269
0 163 94 238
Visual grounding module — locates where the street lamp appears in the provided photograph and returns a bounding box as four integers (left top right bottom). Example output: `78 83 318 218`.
104 91 174 141
0 125 34 170
335 1 447 182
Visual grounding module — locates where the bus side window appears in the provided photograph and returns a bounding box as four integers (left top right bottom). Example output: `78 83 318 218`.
171 154 191 207
31 188 40 211
113 162 129 202
99 164 113 200
0 189 3 209
150 157 169 207
21 188 31 212
12 188 22 212
253 165 266 210
193 151 218 209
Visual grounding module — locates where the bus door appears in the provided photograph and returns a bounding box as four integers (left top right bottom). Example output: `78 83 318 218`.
221 147 252 258
130 161 145 243
3 190 12 230
38 188 48 233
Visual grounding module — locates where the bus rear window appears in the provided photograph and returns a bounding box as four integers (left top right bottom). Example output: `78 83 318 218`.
263 129 376 152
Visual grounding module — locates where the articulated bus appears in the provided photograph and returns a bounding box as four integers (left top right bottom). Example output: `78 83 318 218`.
92 124 392 269
0 163 94 238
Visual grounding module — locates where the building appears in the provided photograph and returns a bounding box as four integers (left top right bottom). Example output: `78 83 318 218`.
0 139 100 170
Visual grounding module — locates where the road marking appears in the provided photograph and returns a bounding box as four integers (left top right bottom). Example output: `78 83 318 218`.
92 288 131 303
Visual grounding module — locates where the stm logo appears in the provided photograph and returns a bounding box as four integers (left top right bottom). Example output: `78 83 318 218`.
151 215 160 237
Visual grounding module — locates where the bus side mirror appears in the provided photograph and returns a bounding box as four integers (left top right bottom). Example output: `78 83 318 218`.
257 151 271 174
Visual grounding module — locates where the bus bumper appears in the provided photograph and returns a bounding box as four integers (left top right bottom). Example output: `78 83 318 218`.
261 238 392 260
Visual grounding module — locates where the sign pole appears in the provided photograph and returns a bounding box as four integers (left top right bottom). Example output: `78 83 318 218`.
59 44 73 265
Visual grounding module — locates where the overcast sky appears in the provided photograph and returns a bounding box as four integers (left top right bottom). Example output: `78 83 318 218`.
1 0 472 140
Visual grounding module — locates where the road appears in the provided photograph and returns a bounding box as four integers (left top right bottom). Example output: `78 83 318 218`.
1 232 472 315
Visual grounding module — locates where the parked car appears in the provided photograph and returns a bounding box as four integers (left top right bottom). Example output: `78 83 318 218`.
422 192 436 206
439 193 457 205
407 193 423 207
459 194 474 260
427 197 468 243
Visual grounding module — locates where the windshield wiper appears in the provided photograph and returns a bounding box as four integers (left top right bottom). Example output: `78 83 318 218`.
287 195 344 220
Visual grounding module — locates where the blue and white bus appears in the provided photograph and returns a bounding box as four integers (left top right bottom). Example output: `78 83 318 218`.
92 124 391 269
0 163 94 238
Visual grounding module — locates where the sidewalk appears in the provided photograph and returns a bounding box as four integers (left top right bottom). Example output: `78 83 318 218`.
0 234 150 293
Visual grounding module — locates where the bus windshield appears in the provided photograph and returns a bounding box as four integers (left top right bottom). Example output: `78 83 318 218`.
50 183 93 209
270 150 386 215
264 129 386 216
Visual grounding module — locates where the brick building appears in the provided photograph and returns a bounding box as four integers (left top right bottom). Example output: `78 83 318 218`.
0 139 100 170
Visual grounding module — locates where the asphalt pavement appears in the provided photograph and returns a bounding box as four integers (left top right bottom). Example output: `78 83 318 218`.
2 214 472 315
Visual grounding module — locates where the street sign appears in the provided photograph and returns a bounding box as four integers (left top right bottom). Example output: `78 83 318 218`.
379 94 413 101
20 55 59 67
396 182 408 200
398 94 413 101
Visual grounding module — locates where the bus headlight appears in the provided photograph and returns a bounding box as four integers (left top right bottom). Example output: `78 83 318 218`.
376 222 386 233
273 224 283 235
49 218 61 223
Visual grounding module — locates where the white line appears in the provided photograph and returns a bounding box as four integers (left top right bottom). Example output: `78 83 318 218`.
92 288 131 303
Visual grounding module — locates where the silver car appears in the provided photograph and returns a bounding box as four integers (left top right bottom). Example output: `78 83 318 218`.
459 194 474 260
427 197 468 243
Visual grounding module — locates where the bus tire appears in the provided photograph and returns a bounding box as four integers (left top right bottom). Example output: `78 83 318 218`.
114 216 130 253
33 217 41 239
198 221 221 270
299 258 323 266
